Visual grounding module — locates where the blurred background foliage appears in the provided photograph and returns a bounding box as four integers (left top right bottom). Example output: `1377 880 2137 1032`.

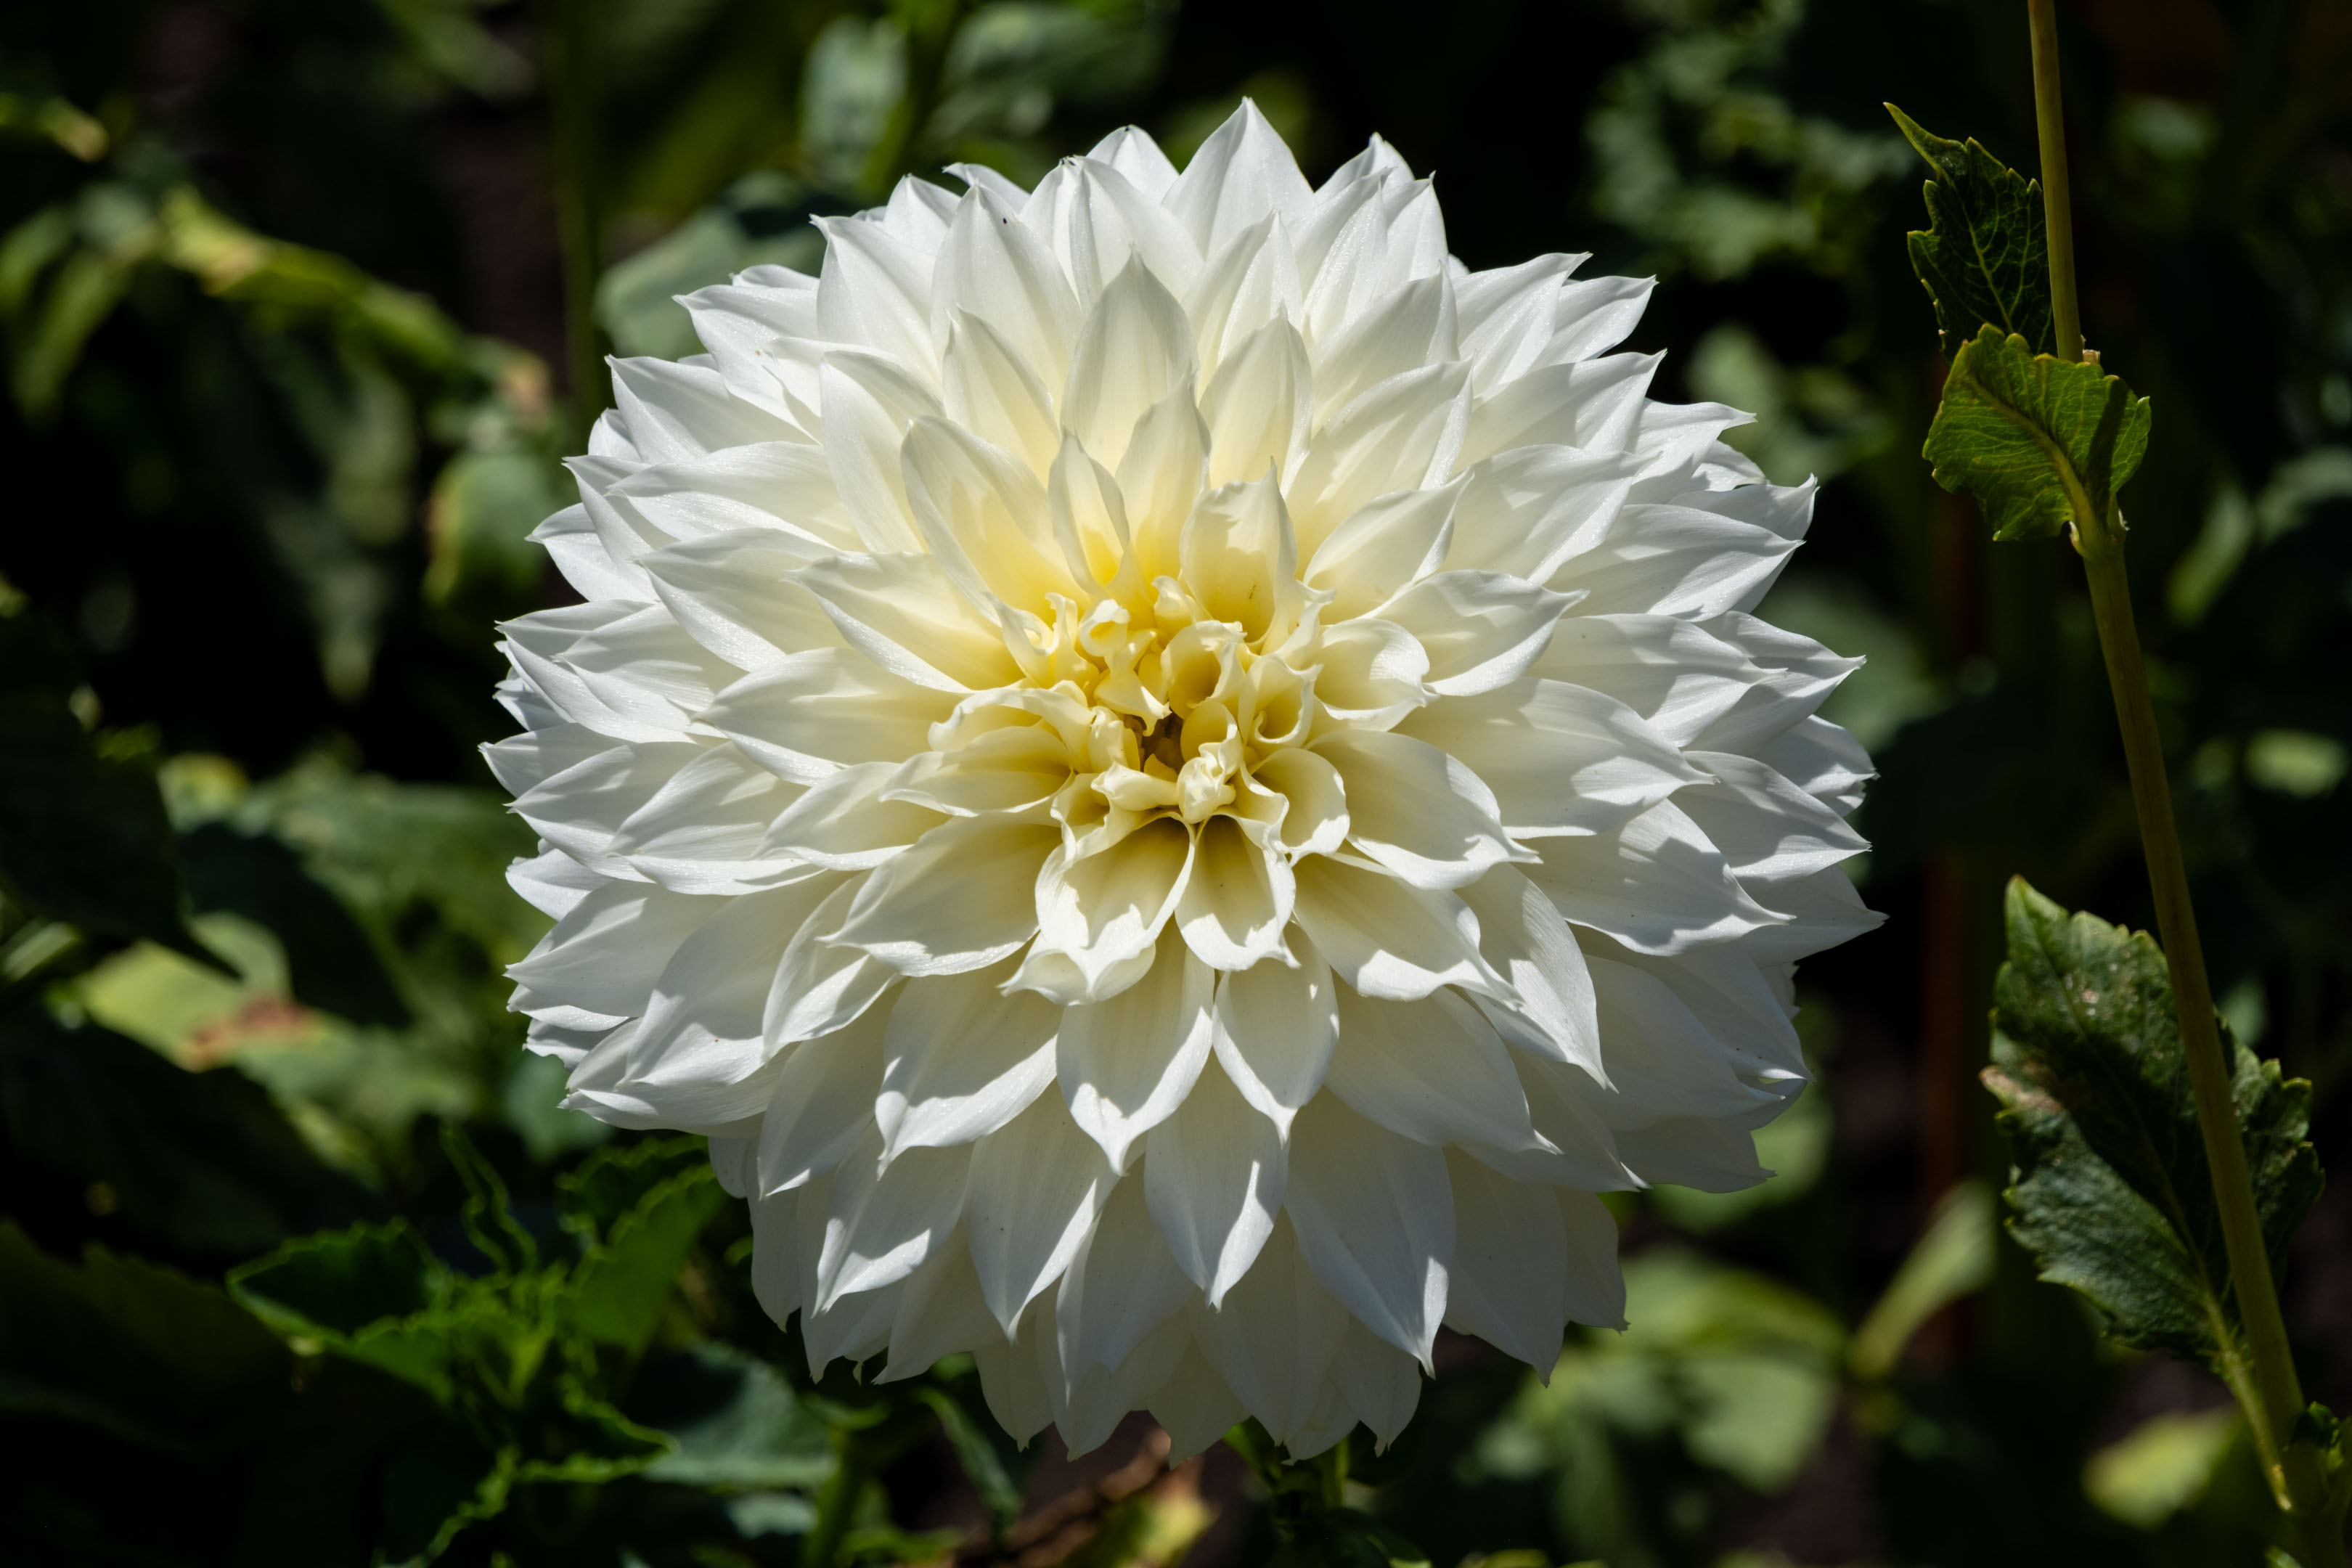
1 0 2350 1564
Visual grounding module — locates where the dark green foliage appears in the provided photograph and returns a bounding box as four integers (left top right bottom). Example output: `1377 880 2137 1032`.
0 1007 375 1254
1985 880 2323 1368
2 1 2350 1565
0 609 205 960
179 821 411 1026
1923 325 2152 542
1888 105 2054 360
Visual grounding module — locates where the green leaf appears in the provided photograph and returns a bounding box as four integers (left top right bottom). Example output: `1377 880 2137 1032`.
229 1220 473 1399
564 1156 724 1350
0 1006 375 1254
556 1133 712 1246
177 822 410 1027
0 610 208 960
1923 325 2152 542
1887 105 2054 360
633 1343 834 1491
0 1220 288 1449
917 1384 1024 1534
1983 878 2324 1371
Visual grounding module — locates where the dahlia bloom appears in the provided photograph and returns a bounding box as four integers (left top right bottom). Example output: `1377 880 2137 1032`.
489 104 1879 1459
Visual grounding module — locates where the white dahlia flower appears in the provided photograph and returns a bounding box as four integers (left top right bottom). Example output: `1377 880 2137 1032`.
488 104 1880 1461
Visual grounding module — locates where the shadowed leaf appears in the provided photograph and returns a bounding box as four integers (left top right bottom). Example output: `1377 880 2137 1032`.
1888 104 2053 360
1983 878 2322 1371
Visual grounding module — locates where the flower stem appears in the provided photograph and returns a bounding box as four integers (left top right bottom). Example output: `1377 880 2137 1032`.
2035 3 2344 1555
538 0 606 449
2025 0 2082 364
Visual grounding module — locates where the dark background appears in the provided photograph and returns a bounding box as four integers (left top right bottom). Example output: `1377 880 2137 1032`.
3 1 2350 1564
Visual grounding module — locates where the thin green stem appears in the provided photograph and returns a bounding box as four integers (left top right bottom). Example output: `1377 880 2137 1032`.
800 1427 872 1568
2025 0 2081 363
539 0 606 449
2033 6 2343 1556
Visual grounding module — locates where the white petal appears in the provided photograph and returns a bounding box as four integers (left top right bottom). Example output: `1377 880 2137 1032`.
1456 353 1657 469
830 815 1060 976
1530 612 1760 746
1310 274 1453 415
756 1007 888 1194
766 880 895 1046
1030 817 1194 995
795 551 1021 691
1376 568 1570 696
1678 751 1867 886
1057 1174 1193 1381
1291 857 1505 1001
1145 1053 1285 1307
1250 747 1351 859
632 878 847 1088
507 879 723 1018
814 213 939 378
1527 800 1786 956
1287 362 1470 552
510 738 698 880
931 187 1082 391
1331 1320 1421 1450
815 1124 970 1310
902 415 1075 615
1175 814 1296 969
1309 616 1430 726
562 605 736 732
1212 939 1339 1135
638 529 844 670
881 1232 1000 1381
877 964 1059 1157
1314 728 1521 890
1548 273 1655 363
1061 257 1198 470
1085 126 1180 200
1440 1148 1567 1368
1395 677 1697 840
1457 866 1604 1077
1325 984 1542 1150
1559 1189 1628 1329
1201 316 1311 487
1586 956 1780 1119
611 442 855 548
1447 446 1641 585
610 356 796 460
705 648 957 786
964 1093 1115 1332
1059 924 1217 1167
611 741 804 894
942 308 1061 478
1164 100 1313 255
1179 473 1299 645
1185 1216 1347 1444
1146 1339 1249 1461
973 1304 1056 1444
1283 1094 1452 1369
1557 505 1796 620
820 352 937 555
1303 480 1461 621
763 760 942 870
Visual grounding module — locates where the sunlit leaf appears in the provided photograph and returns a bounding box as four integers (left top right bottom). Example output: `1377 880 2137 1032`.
1923 326 2151 542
